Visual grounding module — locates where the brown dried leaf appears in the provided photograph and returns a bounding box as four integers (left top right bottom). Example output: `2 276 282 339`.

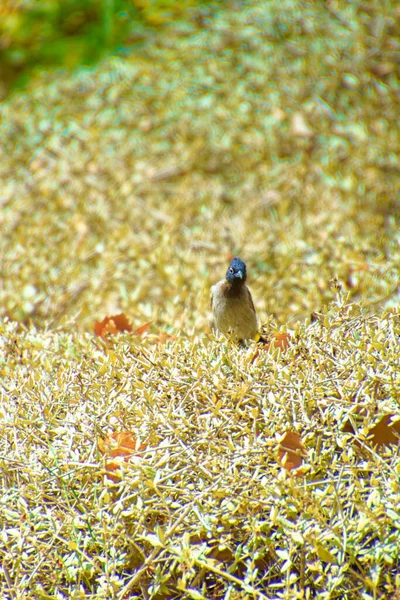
368 415 400 447
277 430 307 472
343 411 400 447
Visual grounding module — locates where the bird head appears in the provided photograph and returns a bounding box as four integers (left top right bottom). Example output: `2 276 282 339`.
225 257 247 283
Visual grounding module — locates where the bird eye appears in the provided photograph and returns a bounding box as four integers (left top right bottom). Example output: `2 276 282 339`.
229 267 234 273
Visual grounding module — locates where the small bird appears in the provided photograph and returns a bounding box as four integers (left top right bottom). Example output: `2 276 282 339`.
211 257 259 343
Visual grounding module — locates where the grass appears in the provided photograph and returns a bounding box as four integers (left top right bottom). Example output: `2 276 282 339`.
0 0 207 99
1 0 400 597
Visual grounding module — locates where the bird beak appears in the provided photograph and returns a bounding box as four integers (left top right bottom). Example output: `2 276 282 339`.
236 270 243 279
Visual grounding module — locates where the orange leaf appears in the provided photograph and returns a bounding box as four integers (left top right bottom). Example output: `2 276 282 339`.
98 432 147 482
270 333 291 350
260 332 291 351
103 459 124 481
94 313 133 338
277 430 306 472
133 321 152 336
98 431 146 458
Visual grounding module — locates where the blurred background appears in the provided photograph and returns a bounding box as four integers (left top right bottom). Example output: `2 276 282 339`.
1 0 399 334
0 0 213 99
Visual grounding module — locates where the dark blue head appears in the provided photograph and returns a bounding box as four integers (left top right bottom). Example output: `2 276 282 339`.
225 257 247 283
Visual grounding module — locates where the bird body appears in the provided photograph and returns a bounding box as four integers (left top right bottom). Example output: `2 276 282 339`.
211 257 258 343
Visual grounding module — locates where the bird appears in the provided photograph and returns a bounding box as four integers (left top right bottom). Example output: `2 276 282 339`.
211 257 259 343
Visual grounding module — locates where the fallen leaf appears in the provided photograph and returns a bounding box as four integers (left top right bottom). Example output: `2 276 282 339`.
368 415 400 446
94 315 152 338
343 412 400 447
133 321 152 336
98 431 144 457
94 313 132 338
277 430 307 472
260 332 291 351
98 431 147 481
270 333 291 350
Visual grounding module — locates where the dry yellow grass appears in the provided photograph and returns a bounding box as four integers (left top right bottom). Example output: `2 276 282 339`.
1 0 400 598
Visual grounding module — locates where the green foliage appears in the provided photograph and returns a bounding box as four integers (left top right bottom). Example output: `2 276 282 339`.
0 0 208 98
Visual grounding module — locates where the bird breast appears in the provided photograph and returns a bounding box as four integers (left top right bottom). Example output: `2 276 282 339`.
211 280 258 342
